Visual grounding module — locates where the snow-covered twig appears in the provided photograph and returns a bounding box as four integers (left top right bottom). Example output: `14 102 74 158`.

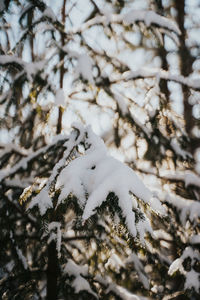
123 67 200 91
70 10 180 35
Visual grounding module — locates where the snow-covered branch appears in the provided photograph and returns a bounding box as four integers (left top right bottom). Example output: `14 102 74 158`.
0 55 46 82
0 135 69 182
123 67 200 91
70 10 180 35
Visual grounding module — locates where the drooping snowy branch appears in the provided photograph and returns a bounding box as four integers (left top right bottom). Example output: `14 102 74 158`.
70 10 180 35
26 125 165 243
54 125 164 241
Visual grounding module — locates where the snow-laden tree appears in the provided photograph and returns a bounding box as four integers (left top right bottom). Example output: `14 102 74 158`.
0 0 200 299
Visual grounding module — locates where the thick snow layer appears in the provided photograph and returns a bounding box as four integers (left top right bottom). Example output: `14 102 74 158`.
72 275 95 295
64 259 88 277
28 189 53 216
26 125 163 242
56 126 164 239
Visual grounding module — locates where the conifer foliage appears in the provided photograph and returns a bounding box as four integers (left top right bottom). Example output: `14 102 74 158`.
0 0 200 299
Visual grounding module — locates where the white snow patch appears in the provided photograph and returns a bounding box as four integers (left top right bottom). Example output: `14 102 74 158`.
55 89 65 107
77 54 94 84
64 259 88 277
28 189 53 216
168 247 200 293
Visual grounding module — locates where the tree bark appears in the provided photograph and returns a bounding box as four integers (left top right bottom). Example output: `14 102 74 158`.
175 0 200 153
47 2 67 298
47 241 58 300
56 0 66 135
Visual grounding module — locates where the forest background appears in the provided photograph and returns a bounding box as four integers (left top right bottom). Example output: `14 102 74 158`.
0 0 200 299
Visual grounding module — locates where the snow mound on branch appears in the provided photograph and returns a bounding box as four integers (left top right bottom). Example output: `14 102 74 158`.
64 259 88 277
56 126 165 239
168 247 200 293
77 53 94 84
64 259 97 297
28 189 53 215
123 10 181 35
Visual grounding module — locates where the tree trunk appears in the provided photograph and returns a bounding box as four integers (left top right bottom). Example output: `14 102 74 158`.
175 0 200 153
47 241 58 300
47 2 67 298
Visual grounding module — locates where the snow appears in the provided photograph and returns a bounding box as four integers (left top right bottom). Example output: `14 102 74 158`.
71 10 180 36
72 275 94 294
28 189 53 216
25 124 164 243
43 7 57 22
0 142 30 156
64 259 88 277
160 170 200 189
0 55 46 83
106 283 144 300
123 67 200 91
190 235 200 244
105 250 124 272
165 192 200 225
126 253 149 289
170 138 191 159
123 10 180 35
54 88 65 107
168 255 184 275
154 229 172 241
64 259 97 297
169 247 200 272
169 247 200 293
77 54 94 84
27 128 83 215
184 269 200 293
48 222 62 255
55 125 164 241
113 91 128 115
